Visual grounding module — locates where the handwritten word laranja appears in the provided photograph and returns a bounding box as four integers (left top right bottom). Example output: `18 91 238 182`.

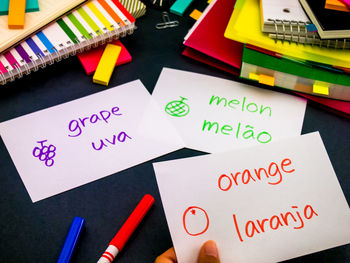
232 204 318 242
218 158 295 191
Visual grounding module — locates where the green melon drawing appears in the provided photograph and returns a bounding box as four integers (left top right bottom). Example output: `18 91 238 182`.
165 96 190 117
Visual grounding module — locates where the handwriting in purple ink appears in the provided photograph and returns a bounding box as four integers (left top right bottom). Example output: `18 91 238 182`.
33 140 56 167
67 106 132 151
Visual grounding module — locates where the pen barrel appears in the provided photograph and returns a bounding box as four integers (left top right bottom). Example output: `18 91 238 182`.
57 217 85 263
97 245 119 263
110 194 154 251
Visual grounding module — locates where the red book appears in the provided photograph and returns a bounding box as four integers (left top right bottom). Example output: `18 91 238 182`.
183 0 243 70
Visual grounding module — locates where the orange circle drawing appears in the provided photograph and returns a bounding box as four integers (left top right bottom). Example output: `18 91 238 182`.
183 206 209 236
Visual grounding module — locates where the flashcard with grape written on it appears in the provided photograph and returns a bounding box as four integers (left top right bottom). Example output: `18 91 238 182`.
0 80 185 202
152 68 307 153
153 132 350 263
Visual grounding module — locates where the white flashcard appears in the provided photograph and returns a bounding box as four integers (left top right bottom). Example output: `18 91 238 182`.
153 132 350 263
0 80 185 202
152 68 307 153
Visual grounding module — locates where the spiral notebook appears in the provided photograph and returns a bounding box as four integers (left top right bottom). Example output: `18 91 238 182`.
0 0 88 53
261 0 350 49
0 0 135 85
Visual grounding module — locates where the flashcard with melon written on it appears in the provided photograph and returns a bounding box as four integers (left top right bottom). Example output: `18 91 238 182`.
0 80 185 202
152 68 307 153
153 132 350 263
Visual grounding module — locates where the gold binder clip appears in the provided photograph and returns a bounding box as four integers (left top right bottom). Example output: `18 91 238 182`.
156 12 179 29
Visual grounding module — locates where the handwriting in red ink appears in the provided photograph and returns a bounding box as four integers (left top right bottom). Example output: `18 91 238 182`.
232 204 318 242
183 206 210 236
218 158 295 191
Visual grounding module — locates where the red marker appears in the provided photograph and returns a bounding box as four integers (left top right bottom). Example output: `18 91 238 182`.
97 194 155 263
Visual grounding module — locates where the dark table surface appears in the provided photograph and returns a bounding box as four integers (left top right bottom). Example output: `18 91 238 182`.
0 2 349 263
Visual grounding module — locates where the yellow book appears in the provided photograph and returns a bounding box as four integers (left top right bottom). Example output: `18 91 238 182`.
0 0 86 53
224 0 350 68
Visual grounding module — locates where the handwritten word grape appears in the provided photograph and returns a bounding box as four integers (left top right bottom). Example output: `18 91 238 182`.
32 140 56 167
68 106 122 137
67 106 132 151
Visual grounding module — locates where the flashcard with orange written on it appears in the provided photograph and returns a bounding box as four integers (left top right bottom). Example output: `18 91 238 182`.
153 132 350 263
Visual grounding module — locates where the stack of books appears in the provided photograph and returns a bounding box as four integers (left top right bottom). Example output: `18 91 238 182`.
183 0 350 117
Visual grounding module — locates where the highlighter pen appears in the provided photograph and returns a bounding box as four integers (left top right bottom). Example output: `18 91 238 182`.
57 217 85 263
97 194 155 263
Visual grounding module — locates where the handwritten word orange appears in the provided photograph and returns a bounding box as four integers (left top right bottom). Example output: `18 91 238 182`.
218 158 295 191
232 204 318 242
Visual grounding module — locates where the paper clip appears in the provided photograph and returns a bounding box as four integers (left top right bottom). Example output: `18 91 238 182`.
156 12 179 29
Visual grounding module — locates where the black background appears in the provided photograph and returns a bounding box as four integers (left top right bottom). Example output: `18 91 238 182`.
0 1 349 262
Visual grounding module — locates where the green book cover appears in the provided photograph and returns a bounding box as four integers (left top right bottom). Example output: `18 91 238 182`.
242 46 350 86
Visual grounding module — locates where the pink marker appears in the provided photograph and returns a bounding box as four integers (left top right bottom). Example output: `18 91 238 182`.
97 194 155 263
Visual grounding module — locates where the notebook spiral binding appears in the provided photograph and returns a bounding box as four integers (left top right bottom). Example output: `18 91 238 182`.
267 19 349 49
0 23 134 85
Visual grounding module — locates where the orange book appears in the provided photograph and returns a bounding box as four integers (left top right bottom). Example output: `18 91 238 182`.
325 0 350 12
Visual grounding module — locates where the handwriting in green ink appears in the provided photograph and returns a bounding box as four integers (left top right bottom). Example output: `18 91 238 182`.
165 96 190 117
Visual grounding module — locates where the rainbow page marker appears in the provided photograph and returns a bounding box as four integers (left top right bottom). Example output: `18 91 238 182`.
8 0 26 29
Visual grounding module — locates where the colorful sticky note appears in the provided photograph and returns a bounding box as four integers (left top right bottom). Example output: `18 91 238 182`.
153 132 350 263
313 81 329 95
8 0 26 29
0 81 184 202
189 9 202 20
248 72 259 81
77 40 132 75
170 0 193 16
258 74 275 86
0 0 39 16
207 0 213 3
305 24 318 32
325 0 350 12
152 68 306 153
93 44 121 86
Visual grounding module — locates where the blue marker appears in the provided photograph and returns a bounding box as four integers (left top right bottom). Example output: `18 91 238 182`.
57 217 85 263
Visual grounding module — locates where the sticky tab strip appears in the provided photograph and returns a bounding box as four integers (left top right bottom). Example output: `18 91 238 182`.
189 9 202 20
207 0 213 3
313 81 329 95
8 0 26 29
93 44 121 86
170 0 193 16
249 73 259 81
258 74 275 86
0 0 38 16
306 24 317 32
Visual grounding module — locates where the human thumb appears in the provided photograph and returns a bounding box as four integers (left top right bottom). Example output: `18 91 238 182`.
197 240 220 263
